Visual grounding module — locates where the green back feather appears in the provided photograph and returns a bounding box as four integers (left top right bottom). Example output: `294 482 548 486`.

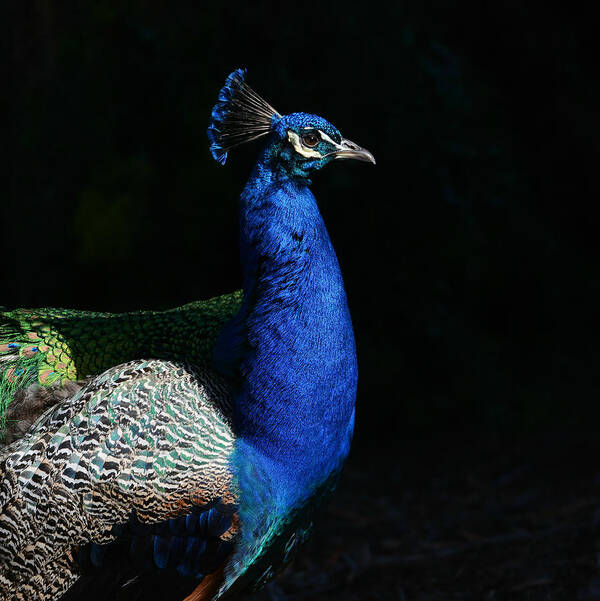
0 291 242 438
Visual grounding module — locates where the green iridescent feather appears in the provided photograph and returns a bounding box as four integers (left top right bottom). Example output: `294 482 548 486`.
0 290 242 437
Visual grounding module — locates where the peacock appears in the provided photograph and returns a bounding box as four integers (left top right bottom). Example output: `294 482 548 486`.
0 68 375 601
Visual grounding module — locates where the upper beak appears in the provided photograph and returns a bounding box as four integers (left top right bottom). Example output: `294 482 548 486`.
329 138 376 164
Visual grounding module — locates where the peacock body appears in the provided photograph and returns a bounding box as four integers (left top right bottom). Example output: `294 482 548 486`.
0 69 374 600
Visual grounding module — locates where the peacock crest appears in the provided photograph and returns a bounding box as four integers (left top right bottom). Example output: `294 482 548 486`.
207 68 281 165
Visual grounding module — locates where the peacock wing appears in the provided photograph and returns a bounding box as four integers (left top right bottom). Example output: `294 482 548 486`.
0 359 238 601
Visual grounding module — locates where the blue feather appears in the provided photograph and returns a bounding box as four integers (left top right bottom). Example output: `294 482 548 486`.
207 506 231 537
153 535 170 569
213 103 367 591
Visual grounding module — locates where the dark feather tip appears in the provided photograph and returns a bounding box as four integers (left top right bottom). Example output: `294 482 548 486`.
207 69 246 165
207 68 279 165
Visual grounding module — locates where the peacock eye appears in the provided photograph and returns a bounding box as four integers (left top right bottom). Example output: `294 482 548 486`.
301 132 319 148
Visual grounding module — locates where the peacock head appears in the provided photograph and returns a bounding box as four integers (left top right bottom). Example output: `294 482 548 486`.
207 69 375 178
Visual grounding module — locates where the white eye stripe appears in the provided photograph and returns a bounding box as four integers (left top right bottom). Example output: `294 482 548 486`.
317 130 342 147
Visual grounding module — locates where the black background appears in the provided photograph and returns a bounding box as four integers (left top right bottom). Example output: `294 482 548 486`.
5 3 600 599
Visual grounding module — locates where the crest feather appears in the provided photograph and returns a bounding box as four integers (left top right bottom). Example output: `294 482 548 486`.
207 69 280 165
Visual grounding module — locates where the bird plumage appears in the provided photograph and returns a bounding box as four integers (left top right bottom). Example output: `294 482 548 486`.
0 68 374 600
0 360 236 600
0 292 242 440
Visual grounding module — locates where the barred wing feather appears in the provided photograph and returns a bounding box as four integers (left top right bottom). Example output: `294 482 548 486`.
0 359 238 601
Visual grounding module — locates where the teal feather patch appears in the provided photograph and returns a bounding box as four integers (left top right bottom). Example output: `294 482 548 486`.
216 440 340 598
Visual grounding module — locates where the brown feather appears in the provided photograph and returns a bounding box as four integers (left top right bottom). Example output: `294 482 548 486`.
1 380 85 447
183 566 226 601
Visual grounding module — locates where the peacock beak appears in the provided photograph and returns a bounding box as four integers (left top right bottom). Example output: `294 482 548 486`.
329 138 376 164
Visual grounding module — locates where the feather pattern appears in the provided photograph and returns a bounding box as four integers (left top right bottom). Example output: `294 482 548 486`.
0 359 237 600
207 69 280 165
0 291 242 441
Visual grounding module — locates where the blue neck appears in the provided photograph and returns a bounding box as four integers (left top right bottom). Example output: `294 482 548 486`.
216 148 357 492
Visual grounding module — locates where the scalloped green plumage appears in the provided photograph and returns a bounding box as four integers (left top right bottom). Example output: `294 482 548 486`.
0 290 242 438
